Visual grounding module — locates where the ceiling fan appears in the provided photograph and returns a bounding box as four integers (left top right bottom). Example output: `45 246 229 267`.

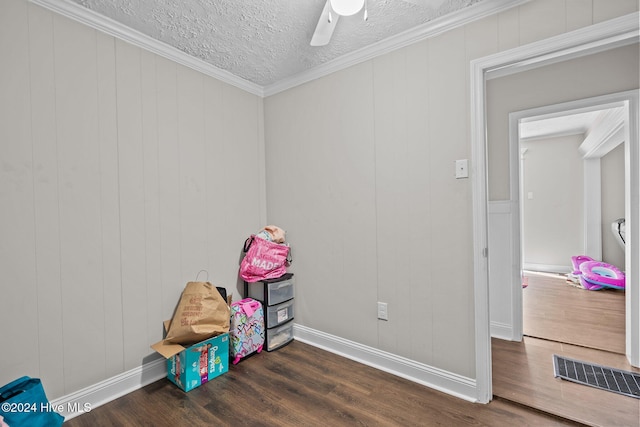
309 0 432 46
310 0 368 46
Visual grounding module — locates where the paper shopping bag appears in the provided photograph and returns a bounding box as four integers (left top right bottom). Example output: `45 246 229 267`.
164 281 230 345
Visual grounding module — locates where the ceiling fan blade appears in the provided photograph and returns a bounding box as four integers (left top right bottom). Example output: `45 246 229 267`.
310 0 340 46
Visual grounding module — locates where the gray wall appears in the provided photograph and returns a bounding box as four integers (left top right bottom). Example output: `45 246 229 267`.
1 0 638 403
521 135 585 270
0 0 265 398
265 0 639 379
520 134 627 271
487 44 640 202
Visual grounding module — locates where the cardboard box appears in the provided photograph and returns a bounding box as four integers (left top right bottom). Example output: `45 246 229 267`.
152 321 229 392
166 332 229 392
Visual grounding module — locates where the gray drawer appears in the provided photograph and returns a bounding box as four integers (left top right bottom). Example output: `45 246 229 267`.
249 277 294 306
266 320 294 351
265 299 294 328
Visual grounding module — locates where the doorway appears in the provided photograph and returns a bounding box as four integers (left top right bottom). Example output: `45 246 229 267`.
469 13 640 405
486 86 638 424
512 95 631 355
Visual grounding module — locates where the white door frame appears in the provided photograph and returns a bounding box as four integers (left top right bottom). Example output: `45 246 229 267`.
515 100 628 271
510 91 636 339
470 12 639 403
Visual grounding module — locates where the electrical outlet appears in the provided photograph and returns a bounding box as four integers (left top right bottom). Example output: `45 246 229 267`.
377 302 388 321
455 159 469 179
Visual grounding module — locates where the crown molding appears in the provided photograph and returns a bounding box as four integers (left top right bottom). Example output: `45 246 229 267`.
29 0 265 97
31 0 528 99
579 107 626 158
32 0 635 100
262 0 531 97
485 12 640 80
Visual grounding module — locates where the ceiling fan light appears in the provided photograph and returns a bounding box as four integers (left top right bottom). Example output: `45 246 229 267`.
330 0 365 16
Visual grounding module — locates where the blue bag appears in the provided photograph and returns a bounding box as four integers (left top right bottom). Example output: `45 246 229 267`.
0 376 64 427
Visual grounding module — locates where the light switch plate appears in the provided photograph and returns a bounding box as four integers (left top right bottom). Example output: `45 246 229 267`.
377 302 388 321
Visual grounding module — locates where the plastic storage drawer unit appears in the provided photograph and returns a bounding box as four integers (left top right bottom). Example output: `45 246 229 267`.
249 276 294 306
265 299 294 328
266 319 294 351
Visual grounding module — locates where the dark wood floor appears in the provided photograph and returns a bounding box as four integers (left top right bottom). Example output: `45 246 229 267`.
66 340 580 427
492 272 639 427
64 272 637 426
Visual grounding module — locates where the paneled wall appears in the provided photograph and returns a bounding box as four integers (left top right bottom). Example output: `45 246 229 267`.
265 0 639 380
0 0 265 398
1 0 638 404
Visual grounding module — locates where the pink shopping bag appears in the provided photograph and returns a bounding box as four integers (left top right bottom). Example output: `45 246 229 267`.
239 235 291 282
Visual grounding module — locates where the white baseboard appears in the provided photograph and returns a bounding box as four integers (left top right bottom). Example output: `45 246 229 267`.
50 357 166 421
52 323 479 422
523 263 571 274
293 324 478 403
490 321 515 341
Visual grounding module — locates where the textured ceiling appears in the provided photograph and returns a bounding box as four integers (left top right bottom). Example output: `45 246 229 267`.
70 0 484 86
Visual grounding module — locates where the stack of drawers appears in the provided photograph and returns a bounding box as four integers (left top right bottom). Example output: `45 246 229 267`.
245 274 295 351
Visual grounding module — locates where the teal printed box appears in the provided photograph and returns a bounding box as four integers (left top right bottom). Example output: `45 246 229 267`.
167 333 229 392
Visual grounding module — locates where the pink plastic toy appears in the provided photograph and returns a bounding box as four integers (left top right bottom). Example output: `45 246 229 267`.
571 255 594 275
570 255 625 290
570 255 602 289
579 261 625 290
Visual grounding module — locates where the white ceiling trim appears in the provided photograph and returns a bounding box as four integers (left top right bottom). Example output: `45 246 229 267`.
579 107 626 158
31 0 529 98
263 0 530 97
486 13 640 80
29 0 266 97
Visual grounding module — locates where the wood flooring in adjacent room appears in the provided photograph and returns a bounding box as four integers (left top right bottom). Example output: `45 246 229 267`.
492 272 639 427
522 271 626 354
65 340 579 427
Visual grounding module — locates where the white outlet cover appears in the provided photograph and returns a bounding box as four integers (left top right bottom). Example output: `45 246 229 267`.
455 159 469 179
